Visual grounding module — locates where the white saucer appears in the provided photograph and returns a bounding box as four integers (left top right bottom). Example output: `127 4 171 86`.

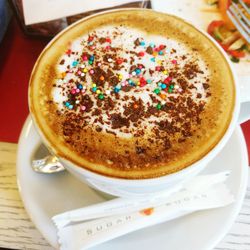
16 116 248 250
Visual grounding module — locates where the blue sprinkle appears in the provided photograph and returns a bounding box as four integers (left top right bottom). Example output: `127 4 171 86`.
135 68 141 75
77 84 83 90
114 88 120 93
89 55 94 61
158 51 164 55
65 102 70 107
147 79 152 84
158 82 162 87
88 41 93 46
72 61 78 67
92 87 97 92
161 84 167 89
128 79 133 84
150 57 155 62
140 41 146 46
149 43 155 48
68 105 73 109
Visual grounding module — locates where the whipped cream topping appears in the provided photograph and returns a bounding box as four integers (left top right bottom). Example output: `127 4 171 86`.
52 25 211 140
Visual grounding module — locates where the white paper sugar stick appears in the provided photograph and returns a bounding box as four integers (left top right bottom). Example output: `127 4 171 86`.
56 182 234 250
52 171 230 229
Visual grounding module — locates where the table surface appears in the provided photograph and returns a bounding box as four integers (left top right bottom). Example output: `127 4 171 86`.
0 12 250 250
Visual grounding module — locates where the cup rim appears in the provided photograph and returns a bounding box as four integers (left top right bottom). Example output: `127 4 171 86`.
29 8 240 185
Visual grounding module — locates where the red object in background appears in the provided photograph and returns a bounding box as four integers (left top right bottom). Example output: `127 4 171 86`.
0 19 49 142
0 18 249 164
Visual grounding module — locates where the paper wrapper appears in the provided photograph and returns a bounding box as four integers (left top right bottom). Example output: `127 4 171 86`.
52 172 234 250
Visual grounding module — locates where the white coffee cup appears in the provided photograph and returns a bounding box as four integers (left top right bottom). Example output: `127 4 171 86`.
29 9 250 198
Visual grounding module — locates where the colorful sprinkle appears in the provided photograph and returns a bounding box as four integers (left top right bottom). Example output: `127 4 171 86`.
98 94 104 100
135 68 141 75
149 43 155 47
89 69 94 74
138 51 145 57
140 41 145 46
156 103 162 110
160 93 167 100
158 51 164 55
68 104 74 109
171 60 177 64
83 68 88 73
150 58 155 62
66 49 71 55
65 102 70 107
96 90 101 94
81 105 86 111
154 88 161 94
82 56 88 61
92 87 97 92
147 79 152 84
106 38 111 43
163 70 168 75
72 61 78 67
100 75 105 81
117 58 123 64
161 83 167 89
134 104 139 109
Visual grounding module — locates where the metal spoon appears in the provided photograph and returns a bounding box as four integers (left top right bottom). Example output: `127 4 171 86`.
32 155 65 173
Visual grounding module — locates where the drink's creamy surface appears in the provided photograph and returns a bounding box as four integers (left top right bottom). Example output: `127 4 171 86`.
29 10 235 179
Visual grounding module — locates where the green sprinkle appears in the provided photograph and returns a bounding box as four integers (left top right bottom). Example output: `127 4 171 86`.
89 60 93 65
156 103 162 110
154 88 161 94
98 94 104 100
168 88 173 93
169 85 174 89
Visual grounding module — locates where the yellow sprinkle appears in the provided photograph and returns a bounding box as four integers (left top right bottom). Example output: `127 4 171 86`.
92 83 96 87
163 70 168 75
157 60 162 65
118 74 123 79
61 72 66 78
96 90 101 94
83 68 88 73
153 52 158 57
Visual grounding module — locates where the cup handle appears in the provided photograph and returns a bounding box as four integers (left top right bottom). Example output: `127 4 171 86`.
238 76 250 124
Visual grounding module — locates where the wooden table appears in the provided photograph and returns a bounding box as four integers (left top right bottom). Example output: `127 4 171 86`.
0 141 250 250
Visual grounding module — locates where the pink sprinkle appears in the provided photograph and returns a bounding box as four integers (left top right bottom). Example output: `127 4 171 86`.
98 62 102 67
77 71 81 75
178 88 183 93
155 66 161 71
81 106 86 111
76 89 80 93
171 60 177 64
138 65 143 69
81 89 86 93
71 89 76 94
129 74 132 77
90 46 96 50
73 86 77 90
121 82 126 87
83 56 88 61
89 69 94 74
105 46 111 50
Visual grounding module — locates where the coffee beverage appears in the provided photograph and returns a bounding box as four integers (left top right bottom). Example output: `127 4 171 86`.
29 9 235 179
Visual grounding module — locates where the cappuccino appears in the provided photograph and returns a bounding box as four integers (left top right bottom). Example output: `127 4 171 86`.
29 9 235 179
